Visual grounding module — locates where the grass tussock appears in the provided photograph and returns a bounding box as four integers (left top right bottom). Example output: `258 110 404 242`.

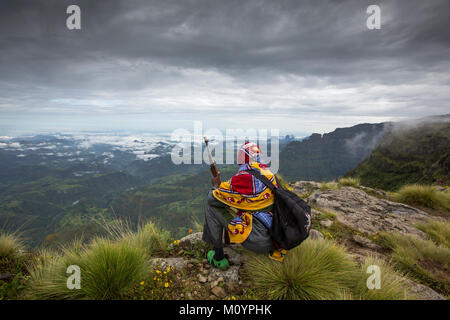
100 219 171 257
379 232 450 295
0 232 25 260
417 220 450 247
28 238 147 300
338 177 360 188
26 219 173 300
320 181 339 192
244 239 357 300
390 184 450 212
352 256 411 300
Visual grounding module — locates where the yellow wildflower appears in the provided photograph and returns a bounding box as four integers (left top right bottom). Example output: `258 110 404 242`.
164 282 169 288
140 281 145 286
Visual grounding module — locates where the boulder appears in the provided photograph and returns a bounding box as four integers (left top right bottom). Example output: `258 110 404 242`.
179 232 203 245
148 257 186 271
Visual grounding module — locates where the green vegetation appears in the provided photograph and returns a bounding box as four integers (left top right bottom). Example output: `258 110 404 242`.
417 220 450 247
379 232 450 295
244 239 412 300
338 177 360 187
389 184 450 213
0 171 144 247
0 232 24 261
27 238 147 299
101 219 172 257
347 119 450 191
26 221 171 300
0 232 30 299
352 256 410 300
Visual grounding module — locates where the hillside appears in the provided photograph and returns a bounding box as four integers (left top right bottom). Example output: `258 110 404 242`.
0 170 144 247
1 179 448 301
347 116 450 191
279 122 390 182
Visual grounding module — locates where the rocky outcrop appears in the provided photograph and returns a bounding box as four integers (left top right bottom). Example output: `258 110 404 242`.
307 186 430 237
404 279 447 300
150 232 244 300
292 181 323 197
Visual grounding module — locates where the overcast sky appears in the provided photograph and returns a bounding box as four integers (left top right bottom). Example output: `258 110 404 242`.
0 0 449 135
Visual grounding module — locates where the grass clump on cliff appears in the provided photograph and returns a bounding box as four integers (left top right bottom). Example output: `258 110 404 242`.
0 232 24 261
27 220 172 300
390 184 450 212
320 181 339 192
379 232 450 295
417 220 450 247
338 177 360 188
244 239 413 300
352 256 410 300
27 238 147 300
97 218 172 257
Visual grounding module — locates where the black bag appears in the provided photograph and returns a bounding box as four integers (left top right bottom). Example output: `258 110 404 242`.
246 169 312 250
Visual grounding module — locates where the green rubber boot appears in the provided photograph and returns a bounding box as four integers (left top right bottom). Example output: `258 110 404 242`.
207 250 230 270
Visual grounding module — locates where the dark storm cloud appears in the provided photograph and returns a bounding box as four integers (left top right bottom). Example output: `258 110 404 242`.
0 0 449 132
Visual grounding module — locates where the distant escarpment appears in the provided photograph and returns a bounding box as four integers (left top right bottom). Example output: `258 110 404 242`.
279 122 390 182
347 115 450 191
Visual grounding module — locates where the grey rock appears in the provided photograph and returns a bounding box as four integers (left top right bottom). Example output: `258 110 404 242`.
179 232 203 245
359 186 388 198
309 229 324 240
148 257 186 271
307 186 429 237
